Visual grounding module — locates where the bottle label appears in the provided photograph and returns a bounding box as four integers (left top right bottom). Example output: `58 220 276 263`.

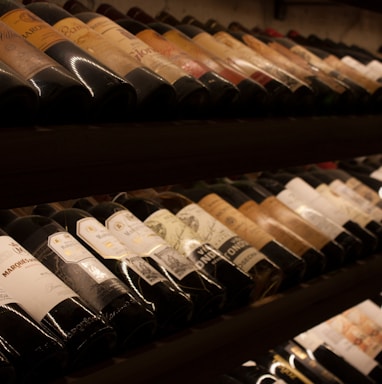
0 286 15 306
53 16 137 76
0 235 76 322
357 300 382 329
86 15 184 84
316 184 371 227
364 60 382 82
0 21 60 79
176 203 265 271
0 9 66 51
310 322 378 375
370 167 382 182
76 217 164 286
277 189 342 238
285 177 349 226
341 55 367 74
136 29 208 79
345 177 382 206
261 196 329 249
192 31 271 85
105 210 195 280
47 232 116 284
198 193 272 250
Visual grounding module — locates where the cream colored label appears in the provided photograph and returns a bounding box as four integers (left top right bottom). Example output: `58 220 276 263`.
86 15 183 84
357 300 382 329
176 203 265 272
76 217 164 286
198 193 272 250
54 17 137 76
1 9 66 51
0 21 59 79
286 178 349 226
213 31 304 92
105 210 195 280
316 184 371 227
48 232 115 284
341 56 367 74
329 180 382 222
370 167 382 181
136 28 207 79
0 286 16 306
0 236 76 322
311 322 378 375
261 196 329 249
277 189 343 239
364 60 382 81
345 177 382 205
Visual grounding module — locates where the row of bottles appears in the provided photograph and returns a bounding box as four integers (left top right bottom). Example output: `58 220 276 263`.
215 297 382 384
0 0 381 126
0 155 381 382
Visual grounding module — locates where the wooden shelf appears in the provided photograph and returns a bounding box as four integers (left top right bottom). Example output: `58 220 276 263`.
2 114 382 208
52 254 382 384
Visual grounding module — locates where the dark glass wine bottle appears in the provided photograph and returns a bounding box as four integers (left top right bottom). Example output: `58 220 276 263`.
231 179 346 271
127 7 242 117
172 182 304 291
131 190 283 300
112 194 228 319
255 176 364 263
0 19 92 125
273 340 343 384
0 284 67 383
262 171 378 258
0 227 117 371
0 0 137 123
203 18 316 117
32 202 194 334
25 2 180 120
148 191 258 308
0 59 39 127
0 209 157 351
296 170 382 252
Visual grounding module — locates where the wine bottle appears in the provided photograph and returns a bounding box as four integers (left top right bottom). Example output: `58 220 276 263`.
203 18 317 116
0 59 39 126
0 227 117 371
0 0 137 123
255 176 364 263
294 329 378 384
127 6 242 116
0 285 67 383
273 340 343 384
25 2 180 120
0 351 15 384
155 11 271 116
173 182 304 291
296 171 382 251
231 179 346 271
114 193 249 315
32 203 194 334
205 181 328 281
0 19 93 125
0 208 157 351
155 190 281 302
73 7 212 119
262 171 378 257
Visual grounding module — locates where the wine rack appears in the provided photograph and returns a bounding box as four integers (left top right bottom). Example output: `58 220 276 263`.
3 115 382 382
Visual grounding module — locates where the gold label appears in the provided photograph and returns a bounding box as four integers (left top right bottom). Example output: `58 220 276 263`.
1 9 66 51
198 193 272 250
86 15 183 84
0 20 57 78
54 17 137 76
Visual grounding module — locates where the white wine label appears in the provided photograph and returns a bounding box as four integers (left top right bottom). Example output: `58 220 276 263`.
364 60 382 82
356 300 382 329
76 217 164 286
276 190 343 238
341 56 367 73
48 232 116 284
345 177 382 206
0 286 16 306
329 180 382 222
106 210 195 280
286 177 349 226
311 322 378 375
294 331 323 352
370 167 382 182
0 236 76 322
86 15 184 84
176 203 264 271
316 184 371 227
